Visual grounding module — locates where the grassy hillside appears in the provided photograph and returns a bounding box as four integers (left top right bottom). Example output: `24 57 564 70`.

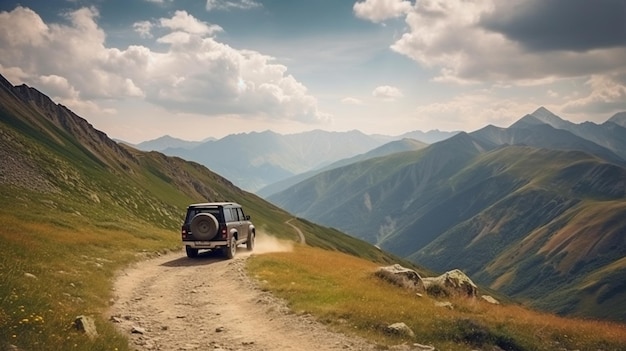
0 76 404 350
270 132 495 244
410 147 626 320
248 246 626 350
257 137 428 198
270 128 626 322
3 76 626 350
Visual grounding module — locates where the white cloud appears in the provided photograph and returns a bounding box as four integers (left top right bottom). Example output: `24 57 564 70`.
341 97 364 105
414 93 539 131
359 0 626 86
562 74 626 115
37 74 79 100
353 0 412 23
133 20 153 38
0 6 329 126
372 85 403 100
0 64 27 85
0 6 143 101
206 0 262 11
356 0 626 116
159 10 222 35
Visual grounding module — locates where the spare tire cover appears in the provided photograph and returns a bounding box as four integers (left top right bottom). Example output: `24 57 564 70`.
190 213 219 240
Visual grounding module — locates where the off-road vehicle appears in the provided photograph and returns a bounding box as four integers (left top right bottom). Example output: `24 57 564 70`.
181 202 255 259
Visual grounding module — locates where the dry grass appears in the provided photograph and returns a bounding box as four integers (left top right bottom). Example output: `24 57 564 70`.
0 210 179 351
247 245 626 351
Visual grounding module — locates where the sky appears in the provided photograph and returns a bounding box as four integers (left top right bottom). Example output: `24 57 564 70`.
0 0 625 143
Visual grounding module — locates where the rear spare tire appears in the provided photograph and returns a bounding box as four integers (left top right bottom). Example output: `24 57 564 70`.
190 213 218 240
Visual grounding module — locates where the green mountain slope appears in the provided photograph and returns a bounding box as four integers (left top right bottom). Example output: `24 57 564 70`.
270 122 626 321
0 75 407 350
270 132 496 244
257 137 428 198
409 147 626 320
515 107 626 160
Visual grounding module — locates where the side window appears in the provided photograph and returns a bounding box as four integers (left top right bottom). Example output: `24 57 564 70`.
237 208 245 221
223 208 233 222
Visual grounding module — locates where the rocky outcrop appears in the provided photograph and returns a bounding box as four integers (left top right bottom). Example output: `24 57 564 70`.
375 264 425 291
376 265 478 299
422 269 477 298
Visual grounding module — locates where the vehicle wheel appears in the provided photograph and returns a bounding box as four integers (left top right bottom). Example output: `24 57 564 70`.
190 213 218 240
223 236 237 259
246 232 255 251
186 246 198 258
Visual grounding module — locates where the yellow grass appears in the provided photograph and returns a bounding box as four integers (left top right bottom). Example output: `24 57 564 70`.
247 245 626 351
0 211 179 351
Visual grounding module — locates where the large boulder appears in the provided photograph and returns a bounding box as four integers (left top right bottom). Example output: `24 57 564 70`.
375 264 425 291
385 322 415 338
422 269 477 298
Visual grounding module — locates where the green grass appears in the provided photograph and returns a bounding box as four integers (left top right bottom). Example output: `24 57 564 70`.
0 205 178 351
3 89 626 350
247 245 626 351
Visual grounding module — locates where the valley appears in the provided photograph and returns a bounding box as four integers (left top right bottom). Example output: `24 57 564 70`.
2 74 626 351
267 108 626 322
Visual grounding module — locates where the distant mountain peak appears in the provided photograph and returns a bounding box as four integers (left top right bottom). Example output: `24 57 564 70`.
608 111 626 128
509 107 573 130
136 134 203 152
530 107 568 125
531 106 553 116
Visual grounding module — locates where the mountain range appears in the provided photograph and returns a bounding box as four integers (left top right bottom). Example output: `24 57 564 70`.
3 70 626 324
132 125 457 193
1 73 424 349
268 106 626 321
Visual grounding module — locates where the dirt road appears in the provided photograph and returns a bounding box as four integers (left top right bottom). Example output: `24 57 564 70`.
109 235 378 351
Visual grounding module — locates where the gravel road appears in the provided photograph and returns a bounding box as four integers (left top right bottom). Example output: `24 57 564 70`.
109 235 379 351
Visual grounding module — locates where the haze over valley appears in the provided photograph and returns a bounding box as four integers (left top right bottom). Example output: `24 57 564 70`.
2 69 626 351
124 90 626 322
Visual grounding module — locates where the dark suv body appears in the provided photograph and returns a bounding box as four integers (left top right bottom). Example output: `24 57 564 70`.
181 202 255 259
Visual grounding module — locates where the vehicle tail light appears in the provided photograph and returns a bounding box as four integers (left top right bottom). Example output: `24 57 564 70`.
221 228 227 239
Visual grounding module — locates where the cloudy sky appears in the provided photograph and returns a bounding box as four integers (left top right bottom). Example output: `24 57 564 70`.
1 0 625 143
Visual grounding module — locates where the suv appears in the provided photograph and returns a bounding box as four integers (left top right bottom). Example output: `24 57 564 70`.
181 202 255 259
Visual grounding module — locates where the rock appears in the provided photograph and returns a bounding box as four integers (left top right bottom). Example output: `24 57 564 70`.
422 269 477 298
375 264 425 291
481 295 500 305
434 301 453 310
74 315 98 338
131 326 146 334
388 343 435 351
386 322 415 338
